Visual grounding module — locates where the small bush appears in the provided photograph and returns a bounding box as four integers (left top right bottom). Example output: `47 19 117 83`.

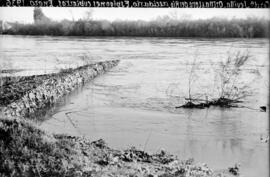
178 51 255 108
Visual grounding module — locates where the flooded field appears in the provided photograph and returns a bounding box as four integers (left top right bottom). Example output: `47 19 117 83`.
0 35 269 177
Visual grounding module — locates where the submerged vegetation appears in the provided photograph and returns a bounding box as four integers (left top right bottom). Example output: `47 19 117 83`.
212 51 253 106
178 51 255 109
1 8 269 38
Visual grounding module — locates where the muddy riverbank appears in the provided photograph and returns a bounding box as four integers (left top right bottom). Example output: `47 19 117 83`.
0 118 235 177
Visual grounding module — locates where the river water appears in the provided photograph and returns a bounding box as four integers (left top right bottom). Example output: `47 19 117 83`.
0 35 269 177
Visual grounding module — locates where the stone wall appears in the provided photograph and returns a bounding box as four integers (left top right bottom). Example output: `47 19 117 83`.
1 60 119 118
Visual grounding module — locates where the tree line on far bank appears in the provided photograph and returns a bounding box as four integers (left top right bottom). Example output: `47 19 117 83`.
2 8 269 38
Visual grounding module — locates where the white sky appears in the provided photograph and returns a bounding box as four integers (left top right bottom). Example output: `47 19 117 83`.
0 7 269 23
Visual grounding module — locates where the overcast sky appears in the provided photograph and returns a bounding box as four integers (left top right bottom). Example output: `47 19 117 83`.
0 8 269 23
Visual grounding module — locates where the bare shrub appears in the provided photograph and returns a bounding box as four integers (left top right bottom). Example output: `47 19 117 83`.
187 55 199 102
177 51 255 108
212 51 253 106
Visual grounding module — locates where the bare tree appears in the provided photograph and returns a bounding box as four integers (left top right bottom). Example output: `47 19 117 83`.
84 9 94 21
68 9 75 22
33 7 50 23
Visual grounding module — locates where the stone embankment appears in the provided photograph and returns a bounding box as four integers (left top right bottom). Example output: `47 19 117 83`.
0 60 119 118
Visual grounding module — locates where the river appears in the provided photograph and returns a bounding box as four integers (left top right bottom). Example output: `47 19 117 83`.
0 35 269 177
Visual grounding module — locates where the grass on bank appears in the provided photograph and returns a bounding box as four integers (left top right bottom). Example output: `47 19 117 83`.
0 117 237 177
0 118 84 177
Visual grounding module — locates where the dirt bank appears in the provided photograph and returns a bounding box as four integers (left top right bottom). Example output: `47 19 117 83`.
0 118 235 177
0 60 119 118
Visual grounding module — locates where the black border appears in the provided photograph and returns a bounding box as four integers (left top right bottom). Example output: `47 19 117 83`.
0 0 269 8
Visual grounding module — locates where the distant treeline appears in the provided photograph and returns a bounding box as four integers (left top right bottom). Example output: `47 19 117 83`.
3 17 269 38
